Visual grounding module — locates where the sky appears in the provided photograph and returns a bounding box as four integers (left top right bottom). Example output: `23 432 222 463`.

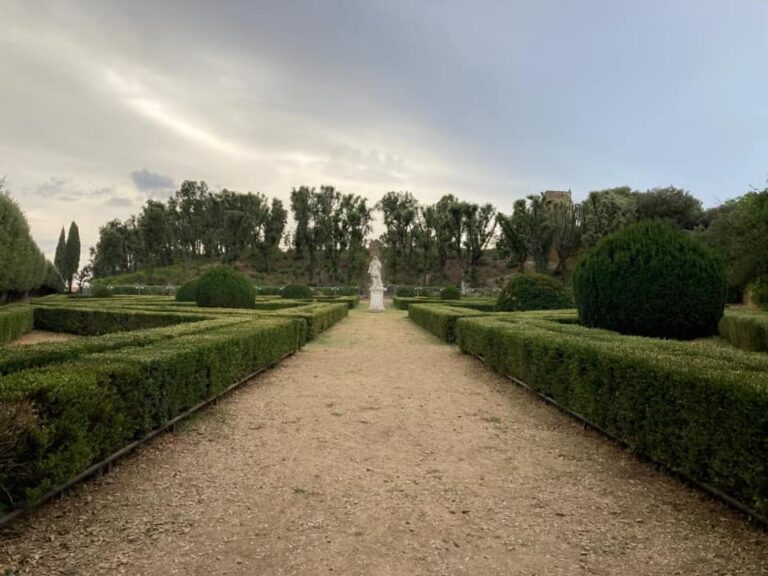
2 0 767 263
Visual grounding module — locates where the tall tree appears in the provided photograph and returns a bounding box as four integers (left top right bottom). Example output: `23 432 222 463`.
580 186 636 247
496 199 529 271
548 201 582 276
64 221 80 292
54 227 66 280
634 186 703 229
377 191 418 282
463 203 497 278
137 201 168 281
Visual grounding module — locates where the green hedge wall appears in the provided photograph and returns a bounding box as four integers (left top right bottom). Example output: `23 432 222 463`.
408 304 491 343
394 296 496 311
0 317 305 509
33 306 204 336
273 303 348 340
454 313 768 517
718 309 768 352
0 317 248 375
0 306 34 345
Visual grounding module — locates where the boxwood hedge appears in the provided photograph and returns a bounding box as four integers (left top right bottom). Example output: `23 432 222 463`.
718 309 768 352
408 303 492 343
0 305 34 345
454 312 768 517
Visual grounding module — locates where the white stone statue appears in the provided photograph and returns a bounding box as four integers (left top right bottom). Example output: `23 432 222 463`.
368 256 385 312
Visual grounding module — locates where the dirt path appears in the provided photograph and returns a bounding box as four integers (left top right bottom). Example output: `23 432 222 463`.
1 306 767 575
6 330 76 347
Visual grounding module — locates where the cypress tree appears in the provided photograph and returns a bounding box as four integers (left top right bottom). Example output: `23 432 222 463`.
64 221 80 292
54 227 66 279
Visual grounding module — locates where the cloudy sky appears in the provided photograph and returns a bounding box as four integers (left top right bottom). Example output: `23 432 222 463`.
2 0 767 261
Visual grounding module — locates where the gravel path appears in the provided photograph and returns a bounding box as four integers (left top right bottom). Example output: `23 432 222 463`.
1 305 767 575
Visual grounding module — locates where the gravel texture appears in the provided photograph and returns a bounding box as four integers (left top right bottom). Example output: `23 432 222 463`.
1 305 766 575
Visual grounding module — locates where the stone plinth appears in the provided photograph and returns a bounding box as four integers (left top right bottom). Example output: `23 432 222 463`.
369 287 385 312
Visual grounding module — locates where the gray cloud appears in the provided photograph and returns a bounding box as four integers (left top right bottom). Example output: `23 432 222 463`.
131 169 175 193
3 0 767 263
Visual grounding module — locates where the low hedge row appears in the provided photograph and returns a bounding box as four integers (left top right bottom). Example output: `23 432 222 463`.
273 303 348 340
454 313 768 516
393 296 496 311
0 317 249 375
33 306 205 336
408 304 491 343
718 309 768 352
311 295 360 310
0 306 34 345
0 317 305 509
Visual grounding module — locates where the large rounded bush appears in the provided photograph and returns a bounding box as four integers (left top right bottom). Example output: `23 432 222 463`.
496 273 572 312
195 267 256 309
440 285 461 300
573 221 726 339
281 283 312 299
175 277 200 302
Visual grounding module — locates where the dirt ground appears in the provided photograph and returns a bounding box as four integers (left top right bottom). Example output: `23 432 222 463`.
1 305 767 575
6 330 76 347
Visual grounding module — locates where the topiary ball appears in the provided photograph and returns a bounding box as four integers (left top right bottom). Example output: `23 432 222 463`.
573 221 726 339
195 267 256 309
396 286 417 297
440 285 461 300
495 273 572 312
280 283 313 299
175 278 200 302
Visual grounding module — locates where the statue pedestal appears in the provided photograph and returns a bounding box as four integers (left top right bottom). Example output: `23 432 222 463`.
369 287 385 312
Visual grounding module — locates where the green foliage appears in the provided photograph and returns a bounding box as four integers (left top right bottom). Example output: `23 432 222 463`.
41 261 64 294
496 273 572 312
196 267 256 309
0 188 47 299
440 285 461 300
281 283 312 299
64 222 80 292
271 303 348 340
574 221 726 339
718 309 768 352
749 275 768 309
0 317 305 508
255 286 283 296
698 188 768 291
0 306 34 345
580 186 636 248
92 286 113 298
396 286 417 297
408 303 490 343
33 306 203 336
175 278 200 302
454 312 768 516
634 186 703 229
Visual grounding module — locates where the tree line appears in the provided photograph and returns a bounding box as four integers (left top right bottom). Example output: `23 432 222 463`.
88 179 767 298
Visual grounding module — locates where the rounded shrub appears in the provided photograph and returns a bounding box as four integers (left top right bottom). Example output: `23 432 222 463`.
440 285 461 300
281 283 313 299
175 278 200 302
396 286 417 297
495 273 572 312
195 267 256 309
573 221 726 339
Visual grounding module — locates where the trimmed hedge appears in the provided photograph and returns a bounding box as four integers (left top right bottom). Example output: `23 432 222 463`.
396 286 417 297
496 273 572 312
0 317 305 508
175 278 199 302
0 306 34 345
196 267 256 309
574 221 727 339
441 285 461 300
0 317 248 375
718 309 768 352
393 296 496 312
311 295 360 310
33 306 204 336
273 303 348 340
454 312 768 517
408 304 490 343
281 283 313 299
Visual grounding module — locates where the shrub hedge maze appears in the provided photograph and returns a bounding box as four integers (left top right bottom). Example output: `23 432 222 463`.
0 295 351 516
406 300 768 521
